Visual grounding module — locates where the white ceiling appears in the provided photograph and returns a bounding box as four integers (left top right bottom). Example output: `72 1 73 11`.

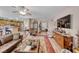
0 6 69 20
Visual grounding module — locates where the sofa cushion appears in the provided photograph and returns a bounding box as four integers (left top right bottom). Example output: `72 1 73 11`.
0 34 13 44
13 33 20 40
0 39 21 53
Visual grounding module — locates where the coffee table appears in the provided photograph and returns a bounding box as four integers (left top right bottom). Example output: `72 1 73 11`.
13 39 40 53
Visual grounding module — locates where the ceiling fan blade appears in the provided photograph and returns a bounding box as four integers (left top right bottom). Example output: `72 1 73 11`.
12 11 18 13
26 12 32 15
27 8 30 11
20 6 25 8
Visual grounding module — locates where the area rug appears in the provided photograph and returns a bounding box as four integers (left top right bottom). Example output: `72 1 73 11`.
44 35 55 53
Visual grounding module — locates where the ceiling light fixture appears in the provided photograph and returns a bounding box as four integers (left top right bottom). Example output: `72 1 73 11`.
12 6 32 16
19 11 26 15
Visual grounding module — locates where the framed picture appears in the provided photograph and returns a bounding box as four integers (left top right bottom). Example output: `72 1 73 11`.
57 15 71 29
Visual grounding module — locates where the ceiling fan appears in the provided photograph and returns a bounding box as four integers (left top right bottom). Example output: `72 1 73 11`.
12 6 32 16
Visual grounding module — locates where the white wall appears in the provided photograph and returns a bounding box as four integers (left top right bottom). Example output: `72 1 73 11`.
48 20 54 36
50 7 79 48
52 7 79 36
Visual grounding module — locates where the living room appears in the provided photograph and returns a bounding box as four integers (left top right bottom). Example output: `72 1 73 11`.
0 6 79 53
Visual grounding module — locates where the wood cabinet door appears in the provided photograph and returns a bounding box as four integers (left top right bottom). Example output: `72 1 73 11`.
54 32 64 48
64 37 73 51
57 35 64 48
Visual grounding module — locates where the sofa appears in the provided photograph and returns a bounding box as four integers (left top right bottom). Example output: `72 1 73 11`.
0 33 23 53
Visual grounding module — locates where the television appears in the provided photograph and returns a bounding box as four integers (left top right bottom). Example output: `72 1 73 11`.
57 15 71 29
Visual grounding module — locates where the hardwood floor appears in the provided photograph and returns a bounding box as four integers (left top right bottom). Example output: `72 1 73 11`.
12 31 61 53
